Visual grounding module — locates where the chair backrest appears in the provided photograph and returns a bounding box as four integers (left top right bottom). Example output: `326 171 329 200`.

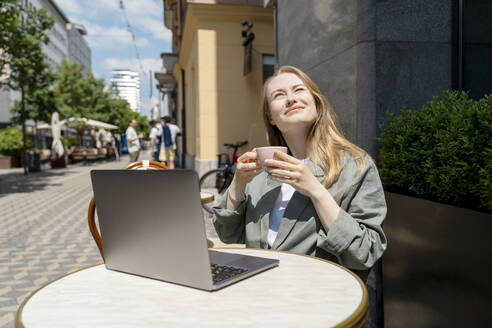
88 160 169 261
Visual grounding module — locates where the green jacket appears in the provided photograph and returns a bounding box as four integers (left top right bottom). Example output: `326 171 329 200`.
212 153 387 272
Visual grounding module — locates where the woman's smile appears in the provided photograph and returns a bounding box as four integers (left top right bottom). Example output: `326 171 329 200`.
285 105 304 115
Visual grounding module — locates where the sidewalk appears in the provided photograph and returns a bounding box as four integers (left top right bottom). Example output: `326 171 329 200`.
0 152 240 328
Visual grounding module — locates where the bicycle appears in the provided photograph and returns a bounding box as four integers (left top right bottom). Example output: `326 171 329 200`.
199 140 248 214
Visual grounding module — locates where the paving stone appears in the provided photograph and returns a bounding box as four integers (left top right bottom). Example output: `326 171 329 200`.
0 158 129 328
0 153 242 328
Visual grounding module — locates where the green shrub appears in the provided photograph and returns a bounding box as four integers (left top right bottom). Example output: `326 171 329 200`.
61 136 78 148
378 91 492 213
0 127 24 157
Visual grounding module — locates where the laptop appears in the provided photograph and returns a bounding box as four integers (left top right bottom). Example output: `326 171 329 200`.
90 169 279 291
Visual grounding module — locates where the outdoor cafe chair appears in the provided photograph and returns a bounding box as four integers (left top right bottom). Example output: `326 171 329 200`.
88 160 169 261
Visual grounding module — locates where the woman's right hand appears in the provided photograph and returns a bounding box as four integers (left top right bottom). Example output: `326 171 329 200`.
226 149 262 210
232 149 262 190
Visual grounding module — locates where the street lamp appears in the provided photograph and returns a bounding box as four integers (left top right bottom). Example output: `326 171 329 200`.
241 21 255 76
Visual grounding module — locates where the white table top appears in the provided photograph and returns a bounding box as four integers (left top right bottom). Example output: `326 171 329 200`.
17 249 368 328
200 191 214 204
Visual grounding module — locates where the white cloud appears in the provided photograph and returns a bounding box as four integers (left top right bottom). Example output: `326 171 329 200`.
73 20 151 50
57 0 172 43
122 0 172 42
55 0 82 15
136 38 151 47
55 0 119 20
55 0 169 110
138 18 172 42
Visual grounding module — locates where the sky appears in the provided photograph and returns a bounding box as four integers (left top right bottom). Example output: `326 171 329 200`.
55 0 173 118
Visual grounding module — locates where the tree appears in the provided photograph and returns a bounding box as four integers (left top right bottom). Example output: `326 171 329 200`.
135 114 151 137
53 61 92 120
9 68 57 149
0 0 54 91
1 0 54 174
0 127 23 157
53 61 151 144
9 69 57 124
93 83 150 136
10 86 58 150
53 61 94 145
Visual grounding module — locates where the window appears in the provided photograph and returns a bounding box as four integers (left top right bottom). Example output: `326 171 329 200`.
262 55 275 83
458 0 492 99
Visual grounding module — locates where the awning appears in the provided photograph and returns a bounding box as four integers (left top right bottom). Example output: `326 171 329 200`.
37 118 119 130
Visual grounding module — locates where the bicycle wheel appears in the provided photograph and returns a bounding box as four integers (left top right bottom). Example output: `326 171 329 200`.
199 168 233 214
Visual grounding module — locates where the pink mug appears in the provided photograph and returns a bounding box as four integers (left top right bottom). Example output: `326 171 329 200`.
256 146 288 169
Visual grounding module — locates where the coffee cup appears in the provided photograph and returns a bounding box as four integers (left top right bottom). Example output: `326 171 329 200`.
255 146 288 169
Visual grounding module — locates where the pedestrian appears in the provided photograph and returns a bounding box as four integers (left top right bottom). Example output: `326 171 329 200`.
149 118 163 162
162 116 178 169
213 65 387 291
125 119 143 163
115 135 121 160
112 135 120 161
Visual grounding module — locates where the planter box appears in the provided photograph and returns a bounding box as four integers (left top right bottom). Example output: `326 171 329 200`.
0 156 12 169
51 158 67 168
383 192 492 327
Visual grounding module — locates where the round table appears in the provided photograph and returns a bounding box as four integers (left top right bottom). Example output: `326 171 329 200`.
16 249 368 327
200 192 215 204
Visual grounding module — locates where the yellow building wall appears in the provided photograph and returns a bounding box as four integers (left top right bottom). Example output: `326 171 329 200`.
183 34 198 157
196 28 218 160
172 62 183 155
178 3 274 164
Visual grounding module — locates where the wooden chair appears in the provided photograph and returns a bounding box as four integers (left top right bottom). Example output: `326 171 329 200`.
88 160 169 261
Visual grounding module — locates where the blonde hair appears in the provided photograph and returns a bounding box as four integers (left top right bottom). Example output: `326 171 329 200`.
262 66 368 187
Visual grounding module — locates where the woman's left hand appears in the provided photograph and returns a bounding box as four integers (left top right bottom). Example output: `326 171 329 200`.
265 151 324 198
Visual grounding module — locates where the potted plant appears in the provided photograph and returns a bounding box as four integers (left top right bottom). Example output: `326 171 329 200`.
51 136 76 168
377 91 492 327
58 136 78 166
0 127 23 169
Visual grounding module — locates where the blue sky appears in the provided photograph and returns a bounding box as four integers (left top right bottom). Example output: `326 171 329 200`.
56 0 172 118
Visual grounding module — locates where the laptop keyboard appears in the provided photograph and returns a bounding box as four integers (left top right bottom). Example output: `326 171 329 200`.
211 264 248 284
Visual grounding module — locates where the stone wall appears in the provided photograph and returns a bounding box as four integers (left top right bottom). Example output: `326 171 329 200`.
276 0 455 159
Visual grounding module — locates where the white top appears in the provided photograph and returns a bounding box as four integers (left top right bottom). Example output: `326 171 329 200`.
18 249 367 328
125 126 140 153
268 159 309 247
168 124 180 149
149 124 163 152
268 182 296 247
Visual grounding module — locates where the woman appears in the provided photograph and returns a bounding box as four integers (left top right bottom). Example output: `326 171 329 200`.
212 66 387 275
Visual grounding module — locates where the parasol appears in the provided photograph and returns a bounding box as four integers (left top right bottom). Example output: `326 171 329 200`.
51 112 65 159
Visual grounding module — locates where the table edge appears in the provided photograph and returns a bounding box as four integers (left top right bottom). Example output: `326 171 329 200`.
216 248 370 328
16 248 369 328
15 262 104 328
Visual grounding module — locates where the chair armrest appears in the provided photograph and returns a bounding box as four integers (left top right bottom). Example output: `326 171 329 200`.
88 196 104 261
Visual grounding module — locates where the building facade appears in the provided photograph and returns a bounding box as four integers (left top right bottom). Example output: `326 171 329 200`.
111 69 141 113
155 52 178 119
0 0 91 126
66 23 91 75
272 0 492 326
39 0 69 68
159 0 274 175
273 0 492 161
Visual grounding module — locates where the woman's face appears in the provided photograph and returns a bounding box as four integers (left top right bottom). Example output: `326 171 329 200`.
266 73 318 133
